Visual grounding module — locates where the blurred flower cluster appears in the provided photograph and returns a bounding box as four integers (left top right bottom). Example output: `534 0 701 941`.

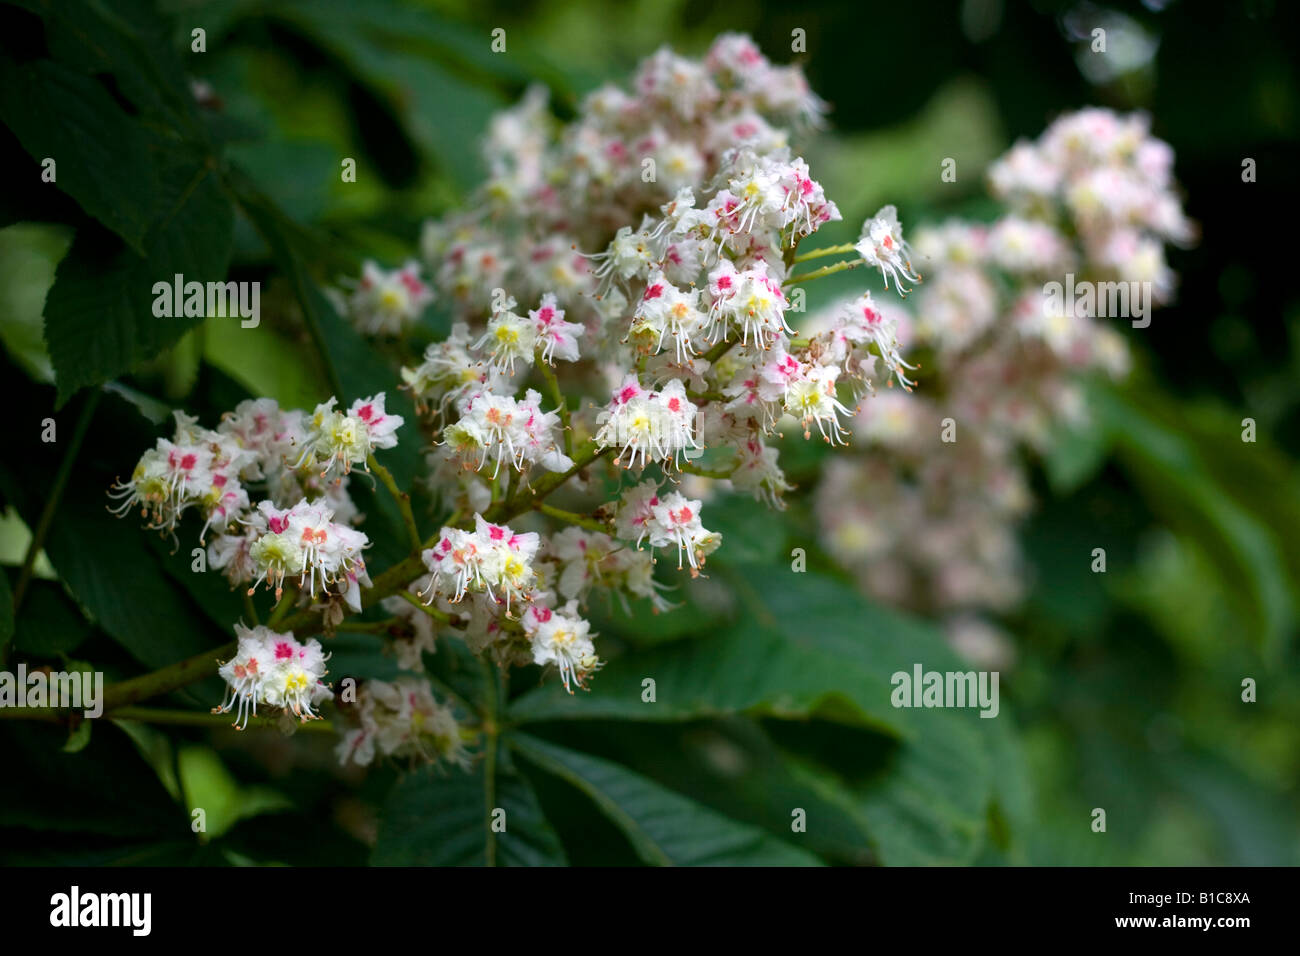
814 109 1194 667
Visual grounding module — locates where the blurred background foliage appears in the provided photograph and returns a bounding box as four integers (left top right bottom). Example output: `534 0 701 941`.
0 0 1297 866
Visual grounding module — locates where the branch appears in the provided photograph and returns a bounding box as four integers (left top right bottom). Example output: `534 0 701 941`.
368 454 421 552
10 390 100 631
533 502 611 534
537 356 574 459
792 241 855 264
783 258 863 287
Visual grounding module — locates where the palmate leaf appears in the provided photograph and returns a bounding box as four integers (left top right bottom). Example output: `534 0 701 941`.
509 734 821 866
1097 383 1297 657
27 0 207 136
0 59 157 253
43 151 235 406
372 751 566 866
509 568 1016 864
266 0 505 191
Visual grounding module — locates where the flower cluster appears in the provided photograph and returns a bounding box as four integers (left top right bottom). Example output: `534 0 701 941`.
213 624 332 729
340 260 436 336
815 109 1193 663
335 676 469 768
614 480 720 572
111 394 402 619
113 36 927 756
394 35 915 530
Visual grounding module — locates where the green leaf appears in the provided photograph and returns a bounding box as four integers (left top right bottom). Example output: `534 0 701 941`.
269 0 505 190
0 721 184 838
371 754 566 866
10 579 89 657
43 154 235 405
511 733 821 866
510 568 941 732
511 569 1011 864
704 492 786 565
0 564 12 653
62 718 92 753
0 59 157 253
0 388 227 671
177 745 292 841
0 221 73 384
35 0 206 135
230 173 421 485
1099 384 1296 656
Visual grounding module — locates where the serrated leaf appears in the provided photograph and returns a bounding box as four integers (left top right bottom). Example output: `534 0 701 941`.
178 745 292 841
0 59 156 252
10 579 89 657
43 155 234 405
0 721 184 840
1099 384 1296 655
35 0 206 135
510 733 821 866
372 753 566 866
511 569 1012 865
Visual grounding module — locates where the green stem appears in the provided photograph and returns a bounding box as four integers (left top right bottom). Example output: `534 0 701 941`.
10 390 101 625
267 585 298 628
112 706 336 733
784 258 864 287
368 454 421 552
493 442 612 523
101 640 238 712
680 462 735 480
792 242 855 264
482 657 500 867
242 591 261 627
534 502 610 534
334 617 402 633
702 337 739 364
537 357 574 459
395 588 453 624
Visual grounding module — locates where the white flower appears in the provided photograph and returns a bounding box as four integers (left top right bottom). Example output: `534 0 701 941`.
348 260 434 335
705 260 790 346
336 676 468 768
447 387 570 477
475 296 538 373
629 272 705 361
530 293 583 364
299 393 404 478
246 499 369 603
855 205 921 293
401 322 502 415
594 377 699 469
647 492 721 572
422 515 540 615
213 624 331 729
614 481 720 573
523 601 602 693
